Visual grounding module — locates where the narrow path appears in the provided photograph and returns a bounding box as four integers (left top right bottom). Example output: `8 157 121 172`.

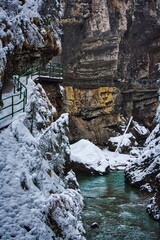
0 63 63 129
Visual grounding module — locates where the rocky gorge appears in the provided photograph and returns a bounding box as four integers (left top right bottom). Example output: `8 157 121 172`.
0 0 160 237
61 0 160 222
1 0 160 145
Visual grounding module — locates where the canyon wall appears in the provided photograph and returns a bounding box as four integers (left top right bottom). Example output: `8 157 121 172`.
62 0 160 145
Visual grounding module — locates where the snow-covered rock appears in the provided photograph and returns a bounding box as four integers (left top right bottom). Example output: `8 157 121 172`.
24 83 56 137
0 81 86 239
131 120 150 145
0 0 62 80
125 104 160 221
147 193 160 221
103 148 135 170
108 132 137 153
64 170 80 190
68 139 110 175
146 173 160 221
125 128 160 190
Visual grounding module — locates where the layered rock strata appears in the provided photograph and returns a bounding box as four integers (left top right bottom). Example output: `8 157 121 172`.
62 0 160 143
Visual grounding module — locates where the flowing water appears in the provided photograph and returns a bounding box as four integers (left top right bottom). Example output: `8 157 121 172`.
78 172 160 240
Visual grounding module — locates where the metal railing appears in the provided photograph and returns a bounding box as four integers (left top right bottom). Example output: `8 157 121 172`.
0 74 28 122
0 62 63 126
21 62 63 80
35 62 63 81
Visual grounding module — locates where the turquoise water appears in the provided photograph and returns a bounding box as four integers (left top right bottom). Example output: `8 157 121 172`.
78 172 160 240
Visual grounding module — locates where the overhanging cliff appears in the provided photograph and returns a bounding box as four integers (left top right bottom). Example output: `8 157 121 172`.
0 0 62 82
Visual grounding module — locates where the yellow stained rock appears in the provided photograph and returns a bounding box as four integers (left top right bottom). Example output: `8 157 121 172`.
65 86 120 115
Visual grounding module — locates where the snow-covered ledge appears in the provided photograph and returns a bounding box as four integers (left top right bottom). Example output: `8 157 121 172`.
0 79 86 239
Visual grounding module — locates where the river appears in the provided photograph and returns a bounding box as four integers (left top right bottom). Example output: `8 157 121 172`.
78 171 160 240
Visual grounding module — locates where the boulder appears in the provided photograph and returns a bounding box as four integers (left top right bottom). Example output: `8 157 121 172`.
67 139 110 175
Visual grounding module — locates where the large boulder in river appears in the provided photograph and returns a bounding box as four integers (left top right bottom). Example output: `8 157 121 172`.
67 139 110 175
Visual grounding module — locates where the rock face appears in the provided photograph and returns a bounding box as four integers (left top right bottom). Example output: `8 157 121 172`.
64 86 121 145
37 81 64 115
62 0 160 144
147 182 160 222
0 0 62 82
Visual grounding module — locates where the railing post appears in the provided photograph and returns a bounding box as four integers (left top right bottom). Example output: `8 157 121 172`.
12 96 14 117
53 65 54 78
23 92 25 112
20 84 22 99
31 66 33 79
26 89 27 104
58 65 59 79
60 64 62 79
17 78 19 91
26 75 28 85
50 65 52 78
19 76 22 99
14 77 16 94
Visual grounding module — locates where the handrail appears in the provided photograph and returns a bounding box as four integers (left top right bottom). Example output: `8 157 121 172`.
0 75 28 122
37 63 63 80
0 62 63 126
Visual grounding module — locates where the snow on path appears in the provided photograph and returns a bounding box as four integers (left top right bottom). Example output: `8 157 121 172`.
0 76 36 129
